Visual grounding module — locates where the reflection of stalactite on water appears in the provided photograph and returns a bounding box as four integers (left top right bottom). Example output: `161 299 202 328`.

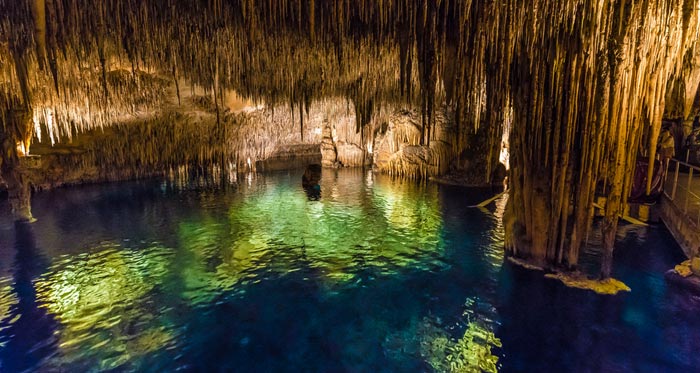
0 222 58 372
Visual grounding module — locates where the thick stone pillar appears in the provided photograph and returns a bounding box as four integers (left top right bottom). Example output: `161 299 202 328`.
3 168 34 222
320 120 339 167
1 108 35 222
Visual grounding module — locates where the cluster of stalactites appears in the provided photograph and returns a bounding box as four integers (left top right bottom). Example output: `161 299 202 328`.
503 0 700 276
0 0 503 156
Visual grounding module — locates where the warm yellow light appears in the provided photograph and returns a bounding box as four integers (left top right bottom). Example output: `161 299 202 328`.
499 144 509 170
499 106 512 170
16 142 27 156
46 108 56 145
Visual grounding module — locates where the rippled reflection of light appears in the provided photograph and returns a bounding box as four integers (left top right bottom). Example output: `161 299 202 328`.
480 192 508 270
374 181 441 240
34 243 176 369
18 171 471 369
167 172 446 297
0 278 18 348
365 171 374 187
399 314 501 373
443 322 501 373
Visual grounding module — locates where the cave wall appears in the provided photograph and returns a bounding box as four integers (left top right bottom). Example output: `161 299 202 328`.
665 44 700 121
21 98 468 190
18 89 469 190
22 96 330 189
1 0 503 188
373 108 454 178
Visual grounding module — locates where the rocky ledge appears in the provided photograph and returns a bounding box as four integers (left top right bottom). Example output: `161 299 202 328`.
665 258 700 294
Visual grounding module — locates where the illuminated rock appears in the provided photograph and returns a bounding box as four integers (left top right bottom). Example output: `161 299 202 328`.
692 257 700 276
320 122 339 168
544 272 631 295
675 260 693 278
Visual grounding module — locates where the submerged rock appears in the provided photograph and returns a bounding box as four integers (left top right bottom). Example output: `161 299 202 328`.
665 258 700 295
506 256 544 271
692 257 700 276
665 268 700 295
507 257 631 295
675 260 694 277
383 316 501 373
544 273 631 295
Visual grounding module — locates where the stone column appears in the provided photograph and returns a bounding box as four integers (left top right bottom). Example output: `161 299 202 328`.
320 120 338 167
4 168 34 222
1 108 35 222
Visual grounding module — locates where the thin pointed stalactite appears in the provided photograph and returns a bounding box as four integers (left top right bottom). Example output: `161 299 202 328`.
299 103 304 142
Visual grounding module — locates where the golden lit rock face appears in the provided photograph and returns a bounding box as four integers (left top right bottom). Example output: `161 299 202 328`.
0 1 504 159
2 1 700 272
503 0 700 276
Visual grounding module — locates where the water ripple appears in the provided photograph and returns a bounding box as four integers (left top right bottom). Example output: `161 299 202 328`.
0 170 685 372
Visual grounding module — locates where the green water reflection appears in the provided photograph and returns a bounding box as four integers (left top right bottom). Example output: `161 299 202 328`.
170 170 448 303
34 244 176 370
1 169 504 371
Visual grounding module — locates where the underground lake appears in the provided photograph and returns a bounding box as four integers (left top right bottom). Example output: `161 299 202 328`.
0 169 697 372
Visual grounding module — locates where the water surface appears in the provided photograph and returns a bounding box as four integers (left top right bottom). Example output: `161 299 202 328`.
0 169 696 372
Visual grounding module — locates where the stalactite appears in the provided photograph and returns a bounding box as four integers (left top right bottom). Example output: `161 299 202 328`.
299 103 304 142
29 0 47 71
502 0 700 276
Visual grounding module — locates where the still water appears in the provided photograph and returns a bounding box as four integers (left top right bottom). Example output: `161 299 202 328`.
0 169 697 372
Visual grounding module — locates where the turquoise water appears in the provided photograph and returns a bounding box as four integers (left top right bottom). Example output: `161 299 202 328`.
0 169 696 372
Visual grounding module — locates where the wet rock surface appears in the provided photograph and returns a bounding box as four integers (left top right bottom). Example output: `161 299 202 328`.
692 257 700 276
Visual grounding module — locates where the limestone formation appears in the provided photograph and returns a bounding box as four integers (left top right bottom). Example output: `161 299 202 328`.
320 121 339 168
692 257 700 276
